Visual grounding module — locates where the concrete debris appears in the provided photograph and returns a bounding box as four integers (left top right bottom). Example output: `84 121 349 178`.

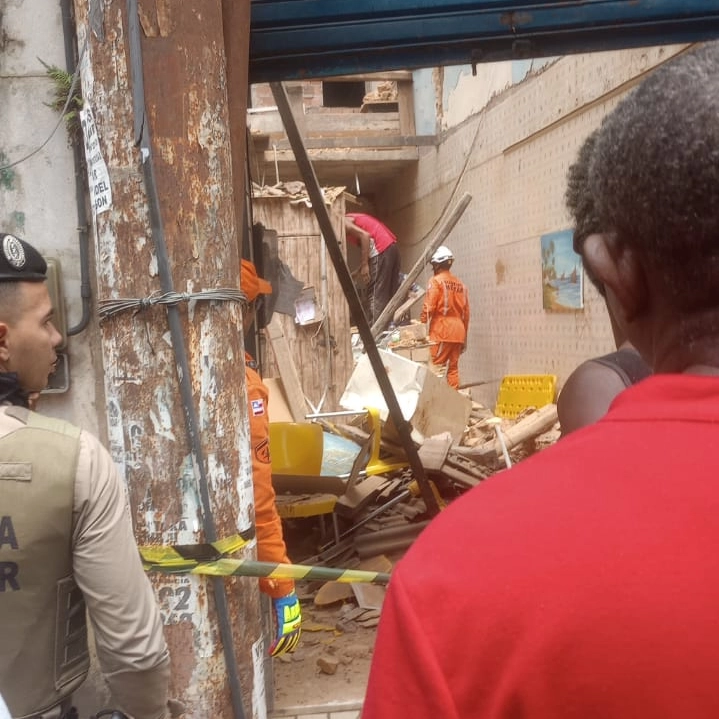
252 180 347 206
357 616 381 628
363 81 398 103
317 655 340 675
278 330 561 629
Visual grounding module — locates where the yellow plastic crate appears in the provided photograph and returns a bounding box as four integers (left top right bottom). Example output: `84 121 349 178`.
494 374 557 419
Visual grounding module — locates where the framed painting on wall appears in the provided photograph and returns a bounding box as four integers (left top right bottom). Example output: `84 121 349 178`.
541 229 584 312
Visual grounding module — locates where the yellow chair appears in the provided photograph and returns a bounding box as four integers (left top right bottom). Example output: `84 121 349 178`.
269 421 324 478
269 422 344 543
269 422 348 496
363 407 409 476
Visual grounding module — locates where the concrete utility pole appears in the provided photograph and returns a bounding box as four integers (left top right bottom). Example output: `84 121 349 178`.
72 2 260 717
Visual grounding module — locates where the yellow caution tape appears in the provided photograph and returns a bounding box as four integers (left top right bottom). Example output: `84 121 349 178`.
138 532 253 573
139 533 390 585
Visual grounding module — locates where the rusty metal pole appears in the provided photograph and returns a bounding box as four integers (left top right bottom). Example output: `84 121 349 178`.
72 2 261 717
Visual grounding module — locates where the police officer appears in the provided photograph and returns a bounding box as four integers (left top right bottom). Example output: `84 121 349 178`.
0 233 170 719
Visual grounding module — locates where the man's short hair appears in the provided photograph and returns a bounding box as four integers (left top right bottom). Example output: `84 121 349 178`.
590 42 719 312
565 130 601 253
565 130 603 292
0 283 26 325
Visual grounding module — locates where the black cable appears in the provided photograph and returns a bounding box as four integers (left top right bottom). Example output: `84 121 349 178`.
60 0 92 336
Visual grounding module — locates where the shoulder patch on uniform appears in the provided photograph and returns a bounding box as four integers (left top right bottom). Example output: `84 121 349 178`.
251 398 265 416
255 438 271 464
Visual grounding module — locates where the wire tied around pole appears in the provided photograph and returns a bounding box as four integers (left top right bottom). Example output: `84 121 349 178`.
98 288 248 319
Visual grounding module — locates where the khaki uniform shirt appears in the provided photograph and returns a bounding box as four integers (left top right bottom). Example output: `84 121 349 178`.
0 408 170 719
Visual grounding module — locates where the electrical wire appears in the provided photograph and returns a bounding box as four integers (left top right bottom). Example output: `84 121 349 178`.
404 107 485 248
0 39 87 172
97 288 247 319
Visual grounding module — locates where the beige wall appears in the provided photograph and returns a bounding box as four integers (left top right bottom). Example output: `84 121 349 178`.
380 44 689 407
0 0 101 433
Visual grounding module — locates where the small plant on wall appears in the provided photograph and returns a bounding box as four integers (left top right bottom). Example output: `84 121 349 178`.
39 59 83 145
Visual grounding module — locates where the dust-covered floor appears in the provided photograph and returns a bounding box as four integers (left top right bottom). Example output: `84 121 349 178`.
268 519 399 712
270 601 377 710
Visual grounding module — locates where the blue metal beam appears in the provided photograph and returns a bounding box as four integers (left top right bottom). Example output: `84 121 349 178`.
249 0 719 83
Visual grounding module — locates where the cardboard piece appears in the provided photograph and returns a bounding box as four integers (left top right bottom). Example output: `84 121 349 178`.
264 317 307 422
417 432 453 471
390 344 431 363
398 322 427 342
351 582 386 610
339 349 471 443
265 378 295 423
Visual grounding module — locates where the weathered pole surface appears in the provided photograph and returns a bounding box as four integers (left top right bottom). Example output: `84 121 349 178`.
72 2 262 717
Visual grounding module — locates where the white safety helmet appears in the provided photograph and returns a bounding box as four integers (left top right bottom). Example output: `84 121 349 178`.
430 245 454 265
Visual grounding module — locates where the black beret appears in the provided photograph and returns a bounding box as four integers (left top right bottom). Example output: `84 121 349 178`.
0 233 47 282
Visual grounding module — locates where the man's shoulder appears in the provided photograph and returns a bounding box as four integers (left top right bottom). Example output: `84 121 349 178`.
409 437 605 541
0 406 82 440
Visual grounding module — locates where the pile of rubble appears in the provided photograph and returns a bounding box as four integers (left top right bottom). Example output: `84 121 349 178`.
284 396 560 571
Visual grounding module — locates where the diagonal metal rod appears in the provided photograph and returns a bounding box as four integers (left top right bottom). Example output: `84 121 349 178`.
269 81 439 517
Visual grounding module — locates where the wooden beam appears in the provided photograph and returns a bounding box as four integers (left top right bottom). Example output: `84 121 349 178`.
322 71 414 82
264 316 307 422
268 135 436 149
261 147 420 163
398 80 416 135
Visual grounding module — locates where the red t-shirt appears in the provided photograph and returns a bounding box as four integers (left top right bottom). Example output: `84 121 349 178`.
346 213 396 255
364 374 719 718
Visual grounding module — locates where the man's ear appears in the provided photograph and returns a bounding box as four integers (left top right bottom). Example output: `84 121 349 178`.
0 322 9 363
582 233 649 323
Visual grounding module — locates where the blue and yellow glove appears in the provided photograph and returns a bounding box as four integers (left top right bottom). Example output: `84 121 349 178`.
269 591 302 656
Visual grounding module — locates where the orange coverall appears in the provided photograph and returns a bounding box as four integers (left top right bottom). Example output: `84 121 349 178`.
246 352 295 598
420 269 470 389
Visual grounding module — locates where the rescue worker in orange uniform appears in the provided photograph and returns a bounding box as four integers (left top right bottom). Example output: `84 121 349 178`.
420 246 470 389
240 259 302 657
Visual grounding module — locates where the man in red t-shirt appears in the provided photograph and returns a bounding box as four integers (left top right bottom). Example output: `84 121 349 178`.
344 212 400 327
363 43 719 719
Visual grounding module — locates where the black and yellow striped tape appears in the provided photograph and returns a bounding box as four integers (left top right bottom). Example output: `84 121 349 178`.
139 533 390 585
138 532 254 572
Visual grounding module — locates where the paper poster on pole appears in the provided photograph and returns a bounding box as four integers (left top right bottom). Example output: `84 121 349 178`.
79 106 112 215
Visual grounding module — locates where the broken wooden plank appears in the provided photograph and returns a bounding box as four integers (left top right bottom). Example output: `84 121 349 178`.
335 474 392 519
437 464 482 490
458 404 559 460
417 432 453 472
265 316 307 422
392 289 426 322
